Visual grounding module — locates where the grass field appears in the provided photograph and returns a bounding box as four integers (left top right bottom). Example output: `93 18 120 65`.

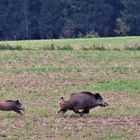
0 36 140 50
0 37 140 139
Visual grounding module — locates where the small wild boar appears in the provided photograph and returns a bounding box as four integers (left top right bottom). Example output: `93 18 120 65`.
0 100 25 115
57 92 108 116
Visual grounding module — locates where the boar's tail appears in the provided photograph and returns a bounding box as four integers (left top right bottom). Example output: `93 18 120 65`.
60 97 68 104
60 97 72 108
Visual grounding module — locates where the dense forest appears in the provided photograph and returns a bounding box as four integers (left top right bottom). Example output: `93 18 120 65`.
0 0 140 40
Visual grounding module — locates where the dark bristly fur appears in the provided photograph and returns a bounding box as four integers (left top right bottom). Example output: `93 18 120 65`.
0 100 25 115
57 91 108 116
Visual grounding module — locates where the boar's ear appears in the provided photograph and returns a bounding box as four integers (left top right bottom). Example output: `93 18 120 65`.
95 93 102 99
16 100 20 104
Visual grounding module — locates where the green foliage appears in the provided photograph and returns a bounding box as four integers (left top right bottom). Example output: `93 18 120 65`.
108 66 129 73
85 31 99 38
81 44 106 51
0 36 140 50
102 129 127 140
0 0 139 40
114 18 130 36
1 0 140 40
93 79 140 91
43 44 73 50
121 0 140 35
125 44 140 51
0 44 23 50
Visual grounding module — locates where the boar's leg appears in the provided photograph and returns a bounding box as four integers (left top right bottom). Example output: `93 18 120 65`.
82 109 89 114
13 109 23 115
73 108 84 117
57 109 67 114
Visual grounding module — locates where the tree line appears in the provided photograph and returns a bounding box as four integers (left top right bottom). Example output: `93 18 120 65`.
0 0 139 40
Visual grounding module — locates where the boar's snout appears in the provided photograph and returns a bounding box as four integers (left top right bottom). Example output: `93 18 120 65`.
15 100 25 111
95 93 108 107
100 101 108 107
20 106 25 111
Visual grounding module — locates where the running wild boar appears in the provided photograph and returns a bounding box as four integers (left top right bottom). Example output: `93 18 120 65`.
57 92 108 116
0 100 25 115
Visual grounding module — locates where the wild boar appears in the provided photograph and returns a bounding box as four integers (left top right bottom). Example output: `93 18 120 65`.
57 92 108 116
0 100 25 115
